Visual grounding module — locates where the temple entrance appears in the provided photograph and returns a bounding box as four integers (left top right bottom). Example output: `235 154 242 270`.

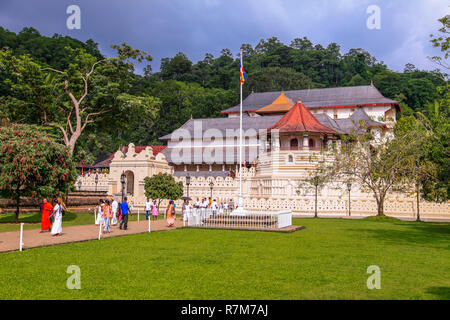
290 138 298 149
125 170 134 195
308 138 315 148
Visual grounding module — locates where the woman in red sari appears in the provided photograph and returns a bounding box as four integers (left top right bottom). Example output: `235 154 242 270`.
40 198 53 232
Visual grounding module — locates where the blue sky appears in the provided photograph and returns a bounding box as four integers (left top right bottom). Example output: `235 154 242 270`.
0 0 448 73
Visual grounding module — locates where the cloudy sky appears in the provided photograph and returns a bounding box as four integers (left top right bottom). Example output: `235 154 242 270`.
0 0 448 73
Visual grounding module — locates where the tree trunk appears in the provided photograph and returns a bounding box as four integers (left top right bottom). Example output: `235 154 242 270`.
377 197 385 216
416 183 420 222
314 185 318 218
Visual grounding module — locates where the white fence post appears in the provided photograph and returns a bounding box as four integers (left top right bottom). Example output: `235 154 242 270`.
19 223 24 252
148 216 151 233
98 221 102 240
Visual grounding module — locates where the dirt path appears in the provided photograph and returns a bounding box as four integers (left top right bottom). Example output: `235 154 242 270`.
0 219 183 253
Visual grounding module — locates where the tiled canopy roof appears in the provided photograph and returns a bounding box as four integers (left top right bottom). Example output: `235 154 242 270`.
267 101 337 134
222 85 399 114
256 92 294 114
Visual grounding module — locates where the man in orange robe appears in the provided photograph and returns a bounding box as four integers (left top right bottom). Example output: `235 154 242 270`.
40 198 53 232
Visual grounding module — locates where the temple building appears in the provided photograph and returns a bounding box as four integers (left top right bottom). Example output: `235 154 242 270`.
75 85 449 218
159 84 398 177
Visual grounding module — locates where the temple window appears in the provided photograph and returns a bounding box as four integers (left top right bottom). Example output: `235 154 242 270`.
308 138 315 148
290 138 298 149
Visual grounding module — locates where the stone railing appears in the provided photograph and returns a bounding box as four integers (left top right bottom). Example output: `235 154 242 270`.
75 174 109 192
242 196 450 219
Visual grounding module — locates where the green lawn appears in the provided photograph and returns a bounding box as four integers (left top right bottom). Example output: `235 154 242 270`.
0 211 166 233
0 217 449 300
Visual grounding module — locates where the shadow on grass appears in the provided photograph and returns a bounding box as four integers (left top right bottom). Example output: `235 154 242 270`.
426 286 450 300
345 221 450 247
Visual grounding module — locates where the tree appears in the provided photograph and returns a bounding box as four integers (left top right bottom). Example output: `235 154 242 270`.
395 116 439 221
332 131 412 216
296 152 334 217
144 173 183 212
429 14 449 70
0 43 159 155
0 124 77 222
243 67 314 96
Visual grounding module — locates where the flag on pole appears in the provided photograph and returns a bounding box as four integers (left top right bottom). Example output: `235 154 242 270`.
240 62 247 84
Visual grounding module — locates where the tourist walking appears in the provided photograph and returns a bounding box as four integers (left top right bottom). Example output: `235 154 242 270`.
40 198 53 233
120 197 130 230
103 200 112 233
50 199 63 236
182 200 187 221
182 200 191 225
111 199 118 225
145 198 152 220
151 200 159 220
166 200 175 227
95 199 104 225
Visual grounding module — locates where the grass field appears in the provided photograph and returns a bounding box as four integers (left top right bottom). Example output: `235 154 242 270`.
0 217 449 300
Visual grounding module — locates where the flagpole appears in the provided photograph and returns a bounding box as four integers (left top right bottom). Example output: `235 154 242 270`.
238 47 243 210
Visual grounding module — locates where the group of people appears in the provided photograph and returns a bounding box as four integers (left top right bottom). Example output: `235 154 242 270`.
40 195 235 236
180 198 236 222
144 199 159 220
95 197 131 232
40 197 67 236
144 198 176 228
192 198 235 213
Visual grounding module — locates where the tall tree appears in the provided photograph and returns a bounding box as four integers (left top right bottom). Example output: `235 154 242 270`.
0 124 77 222
0 43 159 155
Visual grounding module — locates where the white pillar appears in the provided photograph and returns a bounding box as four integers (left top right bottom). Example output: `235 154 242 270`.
303 134 309 150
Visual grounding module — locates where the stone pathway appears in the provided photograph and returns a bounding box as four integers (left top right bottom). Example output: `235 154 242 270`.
0 219 183 253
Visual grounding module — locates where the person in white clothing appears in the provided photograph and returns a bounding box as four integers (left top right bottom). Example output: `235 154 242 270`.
95 199 104 225
145 198 152 220
211 199 218 215
50 199 63 236
195 198 201 209
111 199 118 225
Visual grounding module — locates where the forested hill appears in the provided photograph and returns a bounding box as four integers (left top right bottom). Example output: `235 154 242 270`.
0 27 447 162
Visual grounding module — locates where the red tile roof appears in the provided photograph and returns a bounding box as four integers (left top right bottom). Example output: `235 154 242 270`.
267 101 337 134
121 145 167 156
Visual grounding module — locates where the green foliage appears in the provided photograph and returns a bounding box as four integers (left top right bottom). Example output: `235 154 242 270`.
429 14 449 70
0 27 447 167
332 130 415 216
148 81 237 140
0 124 77 221
243 67 314 96
144 173 183 209
297 152 335 217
